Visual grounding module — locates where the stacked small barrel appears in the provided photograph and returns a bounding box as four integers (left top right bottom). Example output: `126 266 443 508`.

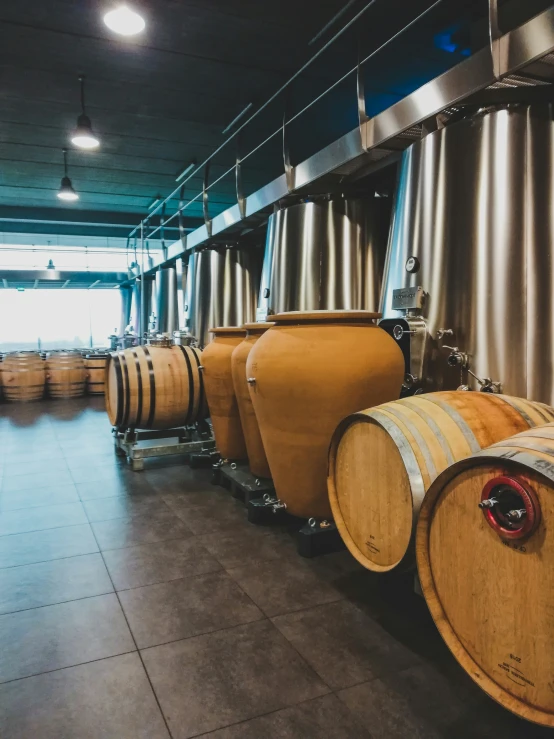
0 349 112 401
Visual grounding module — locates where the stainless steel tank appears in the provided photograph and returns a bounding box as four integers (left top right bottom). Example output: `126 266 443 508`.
185 246 262 348
129 280 141 336
155 266 178 336
381 104 554 403
118 287 133 337
257 197 388 317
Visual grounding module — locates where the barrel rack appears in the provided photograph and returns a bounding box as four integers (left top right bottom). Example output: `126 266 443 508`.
113 423 216 471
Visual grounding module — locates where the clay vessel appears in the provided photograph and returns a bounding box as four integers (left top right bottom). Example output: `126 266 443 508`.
246 310 404 518
202 327 247 460
231 323 274 478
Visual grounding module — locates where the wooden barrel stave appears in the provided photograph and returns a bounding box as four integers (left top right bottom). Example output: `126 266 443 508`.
328 392 554 573
105 344 205 430
416 423 554 727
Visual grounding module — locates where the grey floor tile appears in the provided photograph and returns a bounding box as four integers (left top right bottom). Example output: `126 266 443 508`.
0 593 135 682
338 677 444 739
76 476 154 500
0 523 98 568
0 501 88 536
227 556 343 617
142 620 329 738
0 469 74 493
272 600 420 690
0 483 80 511
337 662 532 739
1 458 69 477
91 509 194 551
200 694 371 738
0 553 113 614
0 447 67 464
164 490 252 535
83 494 173 522
103 537 221 590
70 465 137 484
119 570 263 648
199 527 297 569
0 652 170 739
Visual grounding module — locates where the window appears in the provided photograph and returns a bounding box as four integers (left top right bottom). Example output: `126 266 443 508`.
0 289 121 352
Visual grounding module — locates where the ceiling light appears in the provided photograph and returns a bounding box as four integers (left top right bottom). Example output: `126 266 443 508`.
71 76 100 150
148 196 162 210
175 161 196 182
104 5 145 36
57 149 79 202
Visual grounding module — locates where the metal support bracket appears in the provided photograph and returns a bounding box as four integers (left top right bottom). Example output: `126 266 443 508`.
357 39 369 150
235 133 247 219
282 94 294 192
160 203 167 261
489 0 503 79
203 162 213 238
178 183 188 250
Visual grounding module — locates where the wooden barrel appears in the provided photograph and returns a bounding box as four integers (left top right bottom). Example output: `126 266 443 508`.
417 422 554 727
105 344 206 430
85 352 109 395
328 392 554 573
0 352 45 402
46 351 86 398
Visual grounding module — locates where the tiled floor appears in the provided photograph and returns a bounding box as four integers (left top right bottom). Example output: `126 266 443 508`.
0 398 550 738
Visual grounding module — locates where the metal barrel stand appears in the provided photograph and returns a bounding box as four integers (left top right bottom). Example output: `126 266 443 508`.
212 461 275 504
113 424 216 471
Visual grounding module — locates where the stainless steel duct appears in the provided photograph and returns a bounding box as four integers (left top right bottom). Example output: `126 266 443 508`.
129 280 141 335
257 197 388 317
118 286 133 337
381 105 554 404
155 266 179 335
139 277 153 339
185 247 262 348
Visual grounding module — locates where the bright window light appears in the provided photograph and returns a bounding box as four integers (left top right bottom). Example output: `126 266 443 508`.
104 6 145 36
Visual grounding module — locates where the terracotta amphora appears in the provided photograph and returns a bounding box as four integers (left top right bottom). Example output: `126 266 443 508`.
231 323 274 478
202 327 247 460
246 310 404 519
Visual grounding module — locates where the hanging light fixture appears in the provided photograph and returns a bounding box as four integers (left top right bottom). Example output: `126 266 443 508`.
104 5 145 36
57 149 79 202
71 76 100 150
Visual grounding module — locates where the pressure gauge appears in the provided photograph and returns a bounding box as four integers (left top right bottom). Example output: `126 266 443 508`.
405 256 420 274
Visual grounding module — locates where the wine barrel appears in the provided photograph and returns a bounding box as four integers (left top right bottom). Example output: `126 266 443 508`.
46 351 86 398
85 352 109 395
105 344 205 430
328 392 554 572
0 352 45 402
247 311 404 519
417 422 554 727
202 327 247 461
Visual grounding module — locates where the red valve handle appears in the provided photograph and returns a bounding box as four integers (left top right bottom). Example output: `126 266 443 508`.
480 475 540 541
